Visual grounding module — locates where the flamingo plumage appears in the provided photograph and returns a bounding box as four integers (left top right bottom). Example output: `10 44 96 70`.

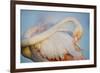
21 17 85 62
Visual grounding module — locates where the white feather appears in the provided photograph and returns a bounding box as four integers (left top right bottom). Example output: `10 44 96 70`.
35 32 82 59
22 17 84 61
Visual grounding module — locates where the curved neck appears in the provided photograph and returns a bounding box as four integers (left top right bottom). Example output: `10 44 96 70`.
21 17 83 47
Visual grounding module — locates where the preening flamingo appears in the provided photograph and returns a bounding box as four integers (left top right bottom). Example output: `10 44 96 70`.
21 17 85 62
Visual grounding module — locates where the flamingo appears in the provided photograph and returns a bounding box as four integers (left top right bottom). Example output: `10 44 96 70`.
21 17 85 62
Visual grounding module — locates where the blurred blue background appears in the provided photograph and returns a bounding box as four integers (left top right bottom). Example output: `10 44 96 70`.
20 9 90 63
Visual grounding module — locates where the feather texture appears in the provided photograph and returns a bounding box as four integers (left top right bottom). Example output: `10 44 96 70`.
21 17 84 61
